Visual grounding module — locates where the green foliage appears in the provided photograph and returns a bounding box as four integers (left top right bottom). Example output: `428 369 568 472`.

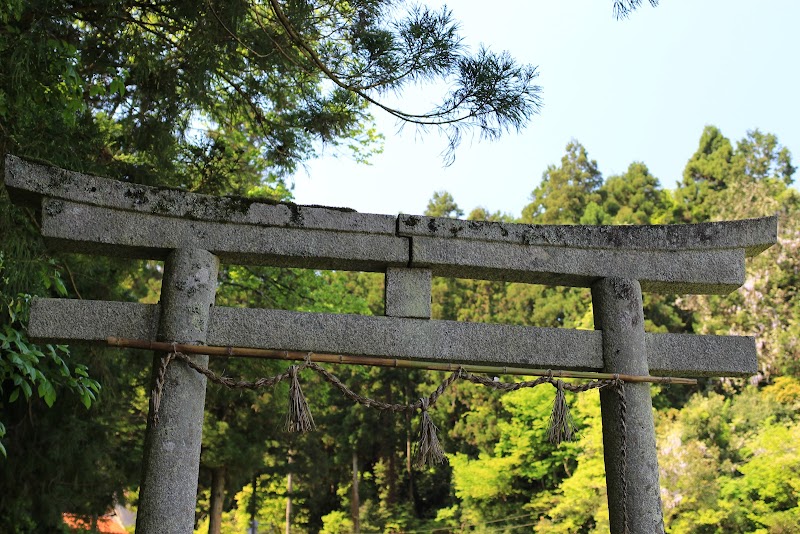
0 0 541 188
447 384 588 524
426 190 465 218
601 162 668 224
719 423 800 532
0 253 101 459
531 393 609 533
736 129 796 185
195 472 304 533
672 126 795 225
3 44 800 531
657 382 800 533
319 510 354 534
522 141 603 224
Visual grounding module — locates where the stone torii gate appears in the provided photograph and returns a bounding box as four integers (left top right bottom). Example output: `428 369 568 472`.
4 155 777 533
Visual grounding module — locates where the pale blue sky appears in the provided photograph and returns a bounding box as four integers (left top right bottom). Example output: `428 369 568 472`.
291 0 799 217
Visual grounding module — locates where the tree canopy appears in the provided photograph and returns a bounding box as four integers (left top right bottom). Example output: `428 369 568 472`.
0 0 542 185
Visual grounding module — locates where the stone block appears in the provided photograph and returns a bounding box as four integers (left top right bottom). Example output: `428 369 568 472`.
40 199 409 271
5 155 397 234
28 298 160 343
398 213 777 256
207 307 603 369
385 268 431 319
29 300 759 378
645 332 757 377
408 235 747 294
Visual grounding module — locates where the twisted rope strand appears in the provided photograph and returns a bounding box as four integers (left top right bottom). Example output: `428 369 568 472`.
150 351 176 426
421 368 465 407
173 351 295 389
308 362 417 412
615 380 630 534
286 364 316 433
414 396 447 467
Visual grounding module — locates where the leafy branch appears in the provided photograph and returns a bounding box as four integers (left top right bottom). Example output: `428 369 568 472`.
0 256 101 459
613 0 659 19
265 0 542 162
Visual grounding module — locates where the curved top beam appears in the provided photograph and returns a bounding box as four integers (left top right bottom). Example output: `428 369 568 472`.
397 214 776 257
3 155 778 294
4 155 395 234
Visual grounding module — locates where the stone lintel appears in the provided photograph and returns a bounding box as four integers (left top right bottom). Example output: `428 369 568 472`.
409 236 746 295
29 298 758 376
5 156 778 294
398 213 777 257
5 155 397 235
39 198 754 294
40 199 409 271
208 307 601 369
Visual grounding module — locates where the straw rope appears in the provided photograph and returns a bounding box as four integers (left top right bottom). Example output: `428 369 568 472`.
151 350 618 447
151 348 630 532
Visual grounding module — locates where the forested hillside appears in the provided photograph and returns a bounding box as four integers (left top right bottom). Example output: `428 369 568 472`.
1 1 798 533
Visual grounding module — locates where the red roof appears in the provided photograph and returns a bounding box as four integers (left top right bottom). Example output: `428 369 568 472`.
63 513 128 533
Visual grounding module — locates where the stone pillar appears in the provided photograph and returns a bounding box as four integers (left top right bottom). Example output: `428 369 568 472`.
592 278 664 534
384 267 432 319
136 248 219 533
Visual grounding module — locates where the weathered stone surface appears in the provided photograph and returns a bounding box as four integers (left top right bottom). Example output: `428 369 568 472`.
593 278 665 534
5 156 778 293
385 268 432 319
40 199 409 271
31 301 600 369
137 248 218 534
28 299 759 377
409 235 746 294
5 155 396 234
208 307 602 369
29 298 160 342
398 213 777 256
646 332 756 377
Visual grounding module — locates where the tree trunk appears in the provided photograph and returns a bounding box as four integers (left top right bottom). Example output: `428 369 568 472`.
386 445 398 506
351 450 360 533
248 475 258 534
383 378 398 506
285 454 293 534
208 466 226 534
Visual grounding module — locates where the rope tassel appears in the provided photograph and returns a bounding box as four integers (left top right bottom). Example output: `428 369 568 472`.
548 380 576 445
414 398 446 468
286 365 315 433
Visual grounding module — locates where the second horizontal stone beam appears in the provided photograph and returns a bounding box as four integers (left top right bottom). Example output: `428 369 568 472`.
30 298 757 377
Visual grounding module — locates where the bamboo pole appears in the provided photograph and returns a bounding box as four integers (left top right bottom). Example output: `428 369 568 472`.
107 337 698 385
